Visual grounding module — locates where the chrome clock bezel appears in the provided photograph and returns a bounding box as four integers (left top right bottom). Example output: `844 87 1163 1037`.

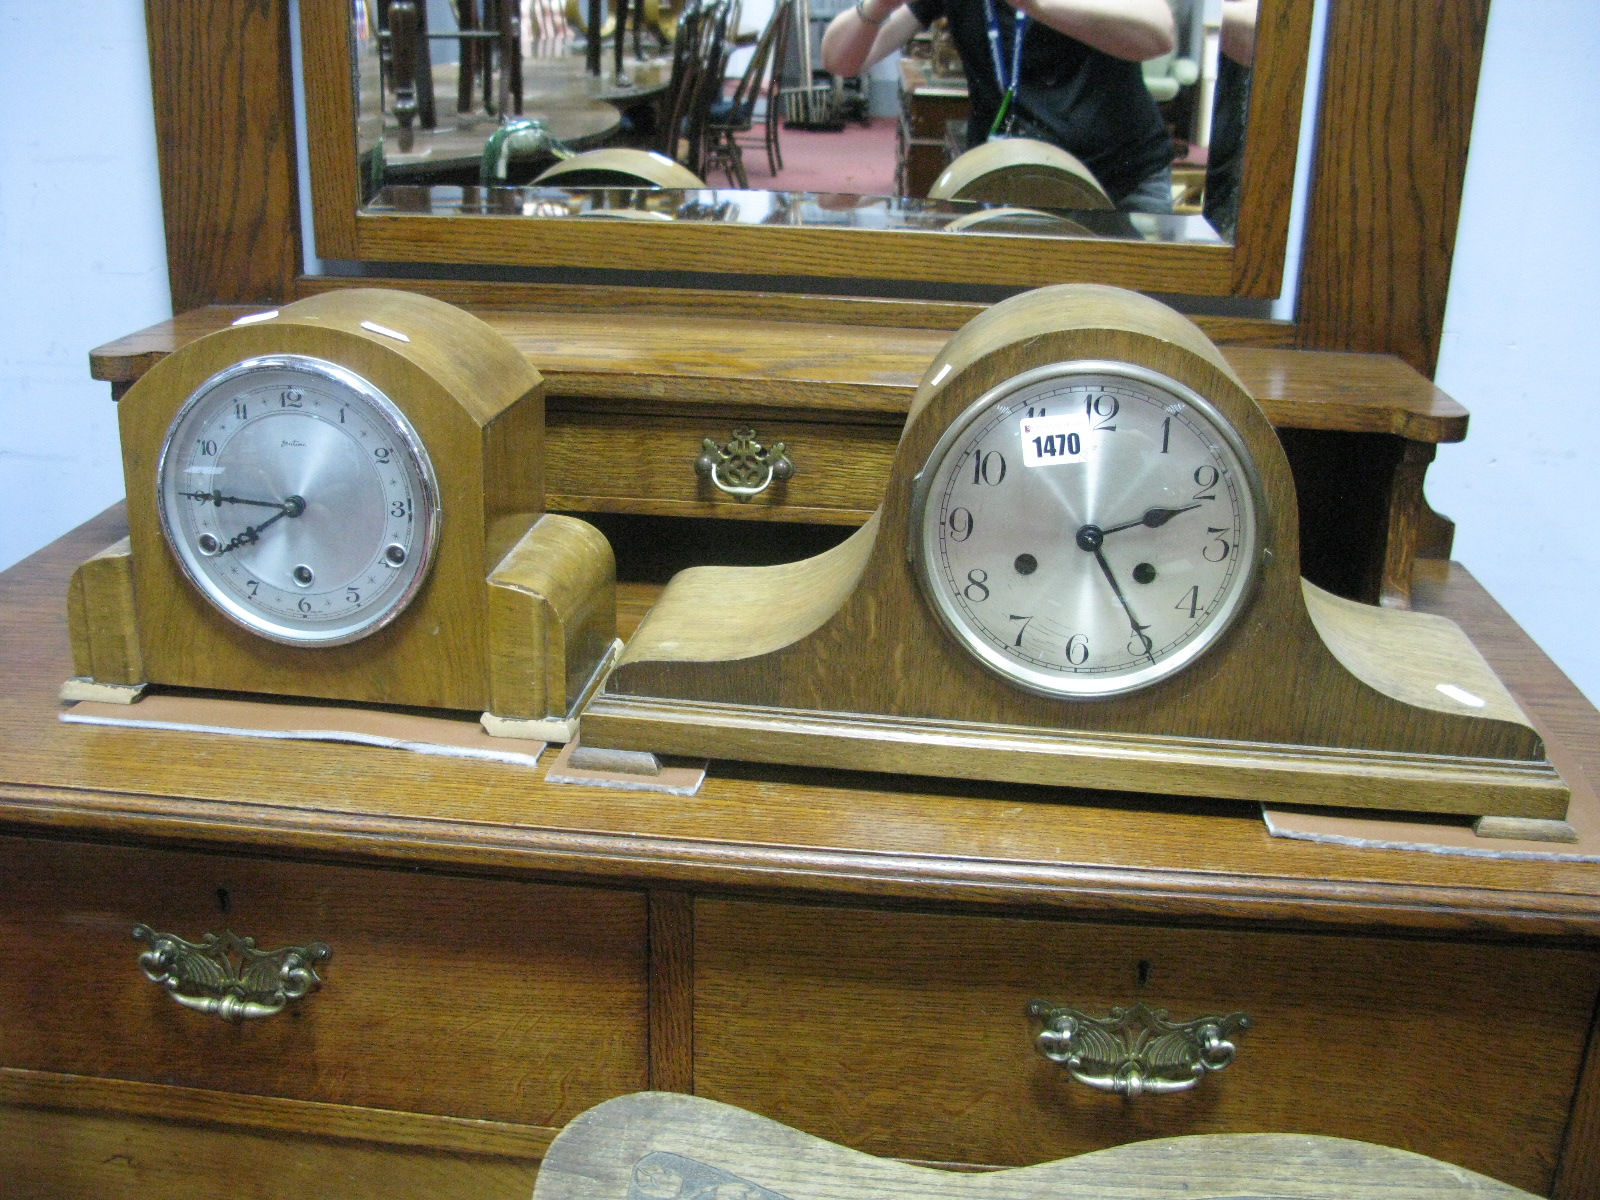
155 354 442 647
908 359 1267 699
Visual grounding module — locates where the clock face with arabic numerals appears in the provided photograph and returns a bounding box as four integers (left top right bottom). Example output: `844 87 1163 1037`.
910 360 1265 698
156 354 441 647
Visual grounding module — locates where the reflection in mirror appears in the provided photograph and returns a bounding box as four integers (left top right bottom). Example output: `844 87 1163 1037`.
351 0 1266 243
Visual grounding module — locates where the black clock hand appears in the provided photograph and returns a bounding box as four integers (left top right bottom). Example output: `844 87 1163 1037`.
216 495 306 554
1077 524 1156 665
179 489 288 510
1098 503 1202 537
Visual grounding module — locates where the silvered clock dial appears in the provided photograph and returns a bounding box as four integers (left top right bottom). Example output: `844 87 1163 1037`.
156 354 441 646
911 360 1264 697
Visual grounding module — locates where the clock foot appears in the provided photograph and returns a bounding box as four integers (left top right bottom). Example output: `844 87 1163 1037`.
1472 815 1579 843
568 744 661 775
480 635 624 744
545 738 707 796
59 677 147 705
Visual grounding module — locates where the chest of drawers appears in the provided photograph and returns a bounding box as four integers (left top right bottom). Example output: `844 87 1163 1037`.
4 508 1600 1198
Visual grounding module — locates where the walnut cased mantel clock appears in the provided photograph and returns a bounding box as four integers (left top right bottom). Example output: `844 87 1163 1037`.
582 285 1570 828
62 289 617 740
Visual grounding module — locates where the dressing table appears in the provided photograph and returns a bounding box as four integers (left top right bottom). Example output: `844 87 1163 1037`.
8 3 1599 1199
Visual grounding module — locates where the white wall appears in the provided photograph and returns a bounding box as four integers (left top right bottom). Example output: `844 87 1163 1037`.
1431 0 1600 706
0 6 171 572
0 4 1594 708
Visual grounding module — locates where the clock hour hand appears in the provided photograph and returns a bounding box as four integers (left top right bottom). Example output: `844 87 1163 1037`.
1076 524 1157 665
216 495 307 554
1098 503 1202 537
179 489 288 510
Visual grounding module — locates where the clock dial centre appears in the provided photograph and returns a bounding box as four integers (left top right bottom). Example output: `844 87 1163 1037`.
912 361 1264 698
157 354 440 648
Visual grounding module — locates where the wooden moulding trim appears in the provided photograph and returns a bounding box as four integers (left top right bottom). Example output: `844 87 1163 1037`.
0 1067 554 1159
299 277 1303 345
544 495 874 526
582 697 1569 820
297 277 994 332
545 376 918 412
354 214 1243 295
1 785 1598 938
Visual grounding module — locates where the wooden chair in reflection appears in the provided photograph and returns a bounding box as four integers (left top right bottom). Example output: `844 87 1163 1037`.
452 0 524 118
379 0 524 151
704 0 795 186
531 1092 1540 1200
657 0 736 175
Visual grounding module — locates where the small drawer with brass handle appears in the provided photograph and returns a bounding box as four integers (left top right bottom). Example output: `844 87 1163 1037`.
131 924 330 1023
693 897 1600 1192
542 405 899 524
1026 998 1250 1098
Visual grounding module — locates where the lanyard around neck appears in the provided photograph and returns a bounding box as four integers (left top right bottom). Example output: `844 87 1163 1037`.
982 0 1028 138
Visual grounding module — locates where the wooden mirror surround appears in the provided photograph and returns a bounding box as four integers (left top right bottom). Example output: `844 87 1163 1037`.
150 1 1490 379
301 1 1313 297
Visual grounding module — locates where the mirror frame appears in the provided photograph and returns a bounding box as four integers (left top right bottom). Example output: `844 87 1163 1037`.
300 0 1313 298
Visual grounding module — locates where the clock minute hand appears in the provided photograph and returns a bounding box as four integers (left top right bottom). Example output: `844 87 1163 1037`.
1077 524 1157 666
1098 503 1202 537
179 489 288 510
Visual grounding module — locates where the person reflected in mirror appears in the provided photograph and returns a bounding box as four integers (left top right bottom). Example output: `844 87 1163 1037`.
821 0 1177 212
1203 0 1256 240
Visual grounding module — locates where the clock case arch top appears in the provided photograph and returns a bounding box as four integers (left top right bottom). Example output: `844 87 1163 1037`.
587 285 1567 821
69 289 616 727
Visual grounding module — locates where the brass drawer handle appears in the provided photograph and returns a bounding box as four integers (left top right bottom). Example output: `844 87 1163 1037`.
133 924 331 1023
696 428 795 500
1028 999 1250 1098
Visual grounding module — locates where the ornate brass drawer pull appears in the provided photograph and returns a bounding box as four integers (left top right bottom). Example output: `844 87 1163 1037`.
1028 999 1250 1098
132 924 331 1023
696 428 795 500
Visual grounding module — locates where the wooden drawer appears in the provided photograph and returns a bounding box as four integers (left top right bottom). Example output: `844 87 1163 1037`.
0 837 648 1127
545 408 898 524
694 900 1600 1195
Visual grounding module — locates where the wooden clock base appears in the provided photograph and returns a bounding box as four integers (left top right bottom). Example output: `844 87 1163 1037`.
64 512 616 741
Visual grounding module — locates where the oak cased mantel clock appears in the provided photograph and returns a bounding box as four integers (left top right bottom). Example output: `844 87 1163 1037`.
582 285 1570 828
63 289 617 740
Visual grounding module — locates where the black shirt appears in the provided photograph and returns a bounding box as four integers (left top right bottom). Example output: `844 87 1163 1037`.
908 0 1173 203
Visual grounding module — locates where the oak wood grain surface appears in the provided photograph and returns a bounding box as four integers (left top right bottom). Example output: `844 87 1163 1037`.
88 303 1468 442
0 1103 539 1200
0 1068 557 1159
693 901 1595 1193
5 506 1600 938
1295 0 1487 376
146 0 299 310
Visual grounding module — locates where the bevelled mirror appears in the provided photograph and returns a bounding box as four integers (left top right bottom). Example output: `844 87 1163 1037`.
302 0 1312 298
